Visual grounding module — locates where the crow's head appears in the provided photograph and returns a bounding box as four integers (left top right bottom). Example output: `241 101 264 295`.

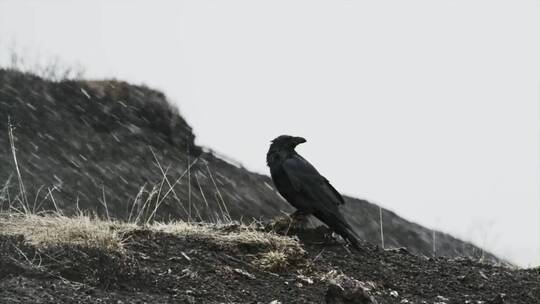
269 135 306 151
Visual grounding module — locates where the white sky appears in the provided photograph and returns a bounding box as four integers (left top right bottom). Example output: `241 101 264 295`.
0 0 538 267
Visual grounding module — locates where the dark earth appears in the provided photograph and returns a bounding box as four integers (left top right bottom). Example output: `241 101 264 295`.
1 225 538 304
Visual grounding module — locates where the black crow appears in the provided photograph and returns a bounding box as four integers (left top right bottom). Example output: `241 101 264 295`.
266 135 361 248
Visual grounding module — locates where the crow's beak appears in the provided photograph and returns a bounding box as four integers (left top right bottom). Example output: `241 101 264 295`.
294 137 307 145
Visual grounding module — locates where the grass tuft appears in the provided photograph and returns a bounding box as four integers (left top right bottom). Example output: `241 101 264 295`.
255 250 290 271
151 221 302 253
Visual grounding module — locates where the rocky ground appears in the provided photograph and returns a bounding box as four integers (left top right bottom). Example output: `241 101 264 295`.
0 216 537 304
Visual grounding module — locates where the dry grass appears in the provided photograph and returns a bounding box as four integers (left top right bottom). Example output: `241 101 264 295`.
0 212 305 270
154 221 307 270
0 213 133 251
151 221 302 253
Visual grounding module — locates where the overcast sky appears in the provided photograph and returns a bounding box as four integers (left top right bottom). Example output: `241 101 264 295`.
1 0 538 267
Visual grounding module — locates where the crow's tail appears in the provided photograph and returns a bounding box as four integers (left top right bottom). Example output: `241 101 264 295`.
314 211 363 249
334 220 362 249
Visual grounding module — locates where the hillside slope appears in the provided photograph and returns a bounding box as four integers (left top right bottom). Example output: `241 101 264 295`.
0 68 499 262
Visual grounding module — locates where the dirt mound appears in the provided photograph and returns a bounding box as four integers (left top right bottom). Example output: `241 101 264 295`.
1 222 537 304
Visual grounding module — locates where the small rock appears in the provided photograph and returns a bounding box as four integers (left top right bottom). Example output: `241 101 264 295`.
390 291 399 298
400 300 409 303
269 300 282 304
325 274 378 304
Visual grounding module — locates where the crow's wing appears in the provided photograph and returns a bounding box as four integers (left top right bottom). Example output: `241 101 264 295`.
281 154 361 248
282 154 345 206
